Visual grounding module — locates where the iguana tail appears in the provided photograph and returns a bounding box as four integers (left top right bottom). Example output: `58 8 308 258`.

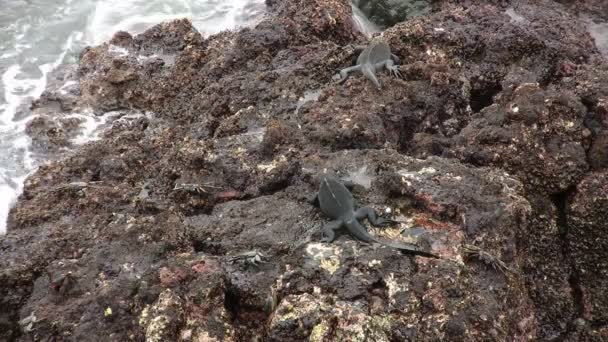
380 241 439 258
345 220 439 258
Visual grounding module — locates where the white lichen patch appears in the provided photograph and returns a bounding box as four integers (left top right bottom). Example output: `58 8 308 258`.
384 273 409 306
424 47 447 63
376 226 416 243
368 259 382 267
140 289 182 342
345 166 373 189
18 312 37 333
320 257 341 275
205 151 219 162
146 316 170 342
305 243 341 259
505 8 528 24
397 169 422 183
241 127 266 143
121 263 135 273
97 272 112 290
305 243 343 275
330 301 392 342
256 155 287 173
309 320 331 342
139 305 150 327
193 331 222 342
442 172 462 182
270 293 329 328
419 167 437 174
234 146 247 156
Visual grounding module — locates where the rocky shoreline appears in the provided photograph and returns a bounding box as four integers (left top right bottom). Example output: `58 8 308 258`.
2 0 608 340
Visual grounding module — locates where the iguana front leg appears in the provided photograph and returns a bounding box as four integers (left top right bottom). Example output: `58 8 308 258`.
375 60 402 79
321 220 343 243
390 53 400 65
333 65 362 84
355 207 398 228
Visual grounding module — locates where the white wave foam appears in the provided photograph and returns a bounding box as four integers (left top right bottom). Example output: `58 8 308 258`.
86 0 192 44
58 80 78 95
108 45 129 57
68 110 116 145
86 0 266 44
505 8 527 24
351 4 379 39
0 29 79 234
0 173 27 234
1 29 74 124
588 21 608 59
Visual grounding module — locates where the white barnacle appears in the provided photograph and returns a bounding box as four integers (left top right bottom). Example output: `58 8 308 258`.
419 167 437 174
368 259 382 267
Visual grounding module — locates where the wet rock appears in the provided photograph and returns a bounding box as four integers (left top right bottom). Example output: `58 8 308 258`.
25 115 80 155
450 83 588 195
109 31 134 48
519 196 575 339
133 18 205 53
354 0 432 28
568 172 608 323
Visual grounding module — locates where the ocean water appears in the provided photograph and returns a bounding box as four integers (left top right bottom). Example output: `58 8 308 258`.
0 0 267 234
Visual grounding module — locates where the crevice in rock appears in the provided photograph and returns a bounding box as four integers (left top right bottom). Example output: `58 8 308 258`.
224 285 241 320
470 83 502 113
580 97 608 171
582 98 598 131
550 187 585 340
191 239 226 255
589 320 608 329
223 282 270 340
539 62 562 89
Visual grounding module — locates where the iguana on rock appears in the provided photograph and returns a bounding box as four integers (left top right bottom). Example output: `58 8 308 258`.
313 175 438 258
333 37 402 89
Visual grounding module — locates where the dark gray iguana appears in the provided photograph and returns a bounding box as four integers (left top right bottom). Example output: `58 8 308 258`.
313 175 438 258
333 37 402 89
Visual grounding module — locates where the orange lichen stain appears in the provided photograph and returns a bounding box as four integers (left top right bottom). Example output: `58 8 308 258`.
215 189 240 201
415 192 446 215
413 214 454 231
191 262 206 273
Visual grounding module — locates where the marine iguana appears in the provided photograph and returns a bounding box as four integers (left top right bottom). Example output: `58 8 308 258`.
314 175 438 258
333 37 402 89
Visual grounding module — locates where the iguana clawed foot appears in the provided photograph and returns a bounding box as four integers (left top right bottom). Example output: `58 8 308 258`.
354 206 398 229
387 64 402 79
